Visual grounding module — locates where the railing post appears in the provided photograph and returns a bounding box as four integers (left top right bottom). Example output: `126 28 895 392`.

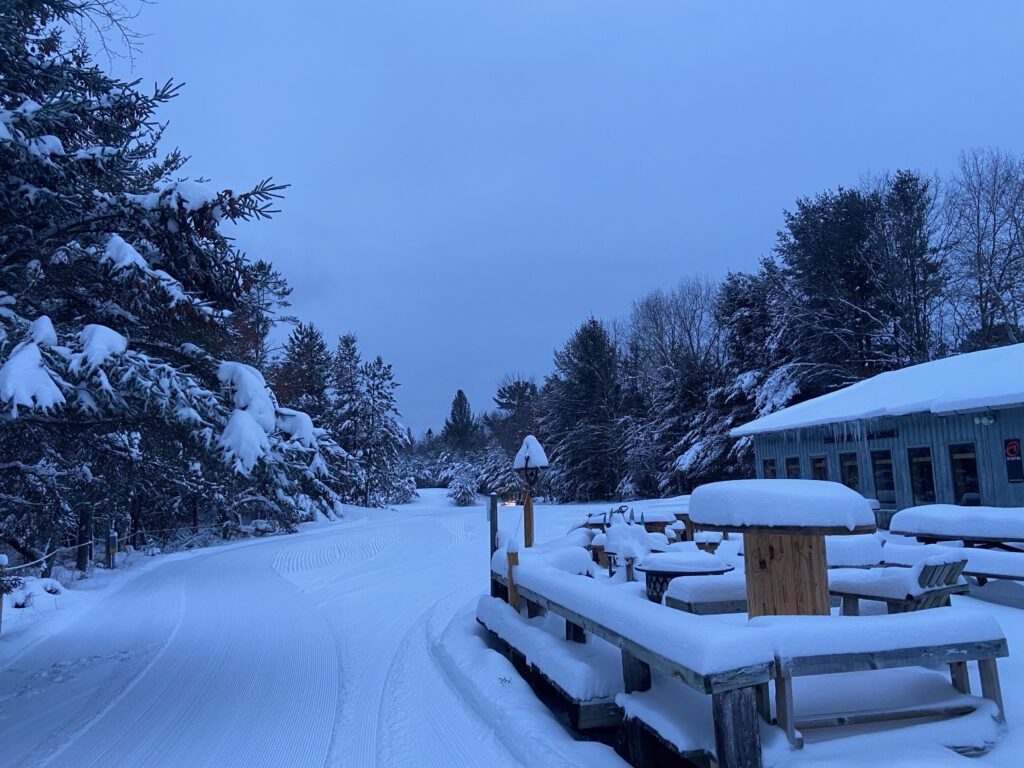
712 685 763 768
507 549 520 612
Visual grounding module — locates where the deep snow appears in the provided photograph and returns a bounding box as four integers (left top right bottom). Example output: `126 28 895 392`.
1 490 1021 768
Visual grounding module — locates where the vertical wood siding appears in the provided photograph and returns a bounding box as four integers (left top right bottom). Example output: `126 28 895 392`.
751 406 1024 509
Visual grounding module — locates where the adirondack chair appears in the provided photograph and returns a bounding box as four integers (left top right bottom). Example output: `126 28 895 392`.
829 558 968 616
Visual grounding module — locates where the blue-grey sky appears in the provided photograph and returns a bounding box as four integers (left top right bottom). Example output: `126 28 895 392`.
123 1 1024 434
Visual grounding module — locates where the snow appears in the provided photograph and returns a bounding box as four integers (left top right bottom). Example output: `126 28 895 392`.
218 409 270 473
825 533 884 567
511 557 775 675
603 521 653 559
883 541 1024 580
276 407 317 447
828 556 967 599
749 608 1004 657
690 479 875 530
477 595 623 701
637 551 730 574
0 341 65 415
732 343 1024 436
74 324 127 369
3 489 1021 768
514 434 548 469
29 315 56 346
101 234 150 271
890 504 1024 541
664 570 747 603
217 360 277 431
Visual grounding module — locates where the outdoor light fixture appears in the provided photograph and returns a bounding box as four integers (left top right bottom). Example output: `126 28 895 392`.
514 435 549 548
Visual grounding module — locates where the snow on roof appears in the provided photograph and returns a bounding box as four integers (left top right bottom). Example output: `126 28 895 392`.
689 479 875 531
514 435 548 470
731 344 1024 436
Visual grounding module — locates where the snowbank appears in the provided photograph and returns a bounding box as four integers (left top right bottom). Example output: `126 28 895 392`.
732 343 1024 436
689 479 875 531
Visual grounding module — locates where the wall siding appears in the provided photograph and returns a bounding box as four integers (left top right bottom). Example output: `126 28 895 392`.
752 406 1024 510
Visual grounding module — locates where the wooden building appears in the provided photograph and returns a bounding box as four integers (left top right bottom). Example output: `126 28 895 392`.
731 344 1024 525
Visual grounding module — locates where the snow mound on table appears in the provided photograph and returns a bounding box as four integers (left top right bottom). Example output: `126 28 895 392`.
665 570 747 603
0 341 65 415
514 434 548 469
826 533 883 567
604 522 651 559
689 479 874 531
638 551 729 574
731 343 1024 435
890 504 1024 541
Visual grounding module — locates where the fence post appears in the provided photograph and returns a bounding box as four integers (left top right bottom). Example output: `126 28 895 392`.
712 686 763 768
523 487 534 548
489 494 500 598
507 549 520 612
106 522 117 569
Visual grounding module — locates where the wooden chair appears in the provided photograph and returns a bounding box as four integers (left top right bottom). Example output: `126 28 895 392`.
830 559 968 616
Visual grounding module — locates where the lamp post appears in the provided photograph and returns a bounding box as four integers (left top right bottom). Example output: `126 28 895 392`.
514 435 548 548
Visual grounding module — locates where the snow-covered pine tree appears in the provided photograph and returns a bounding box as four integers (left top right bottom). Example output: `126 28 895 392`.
0 0 342 561
272 322 332 421
447 464 479 507
542 317 622 502
357 355 408 506
229 259 294 372
478 439 519 500
441 389 479 453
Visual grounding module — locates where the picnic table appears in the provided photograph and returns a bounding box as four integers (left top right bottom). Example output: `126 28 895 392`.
689 480 875 617
636 551 733 603
889 505 1024 550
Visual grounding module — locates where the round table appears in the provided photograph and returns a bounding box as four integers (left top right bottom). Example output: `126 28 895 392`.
689 480 876 618
636 551 734 603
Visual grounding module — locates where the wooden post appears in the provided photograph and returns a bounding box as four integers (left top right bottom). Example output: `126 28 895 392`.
978 658 1004 722
625 556 636 583
621 651 651 693
744 532 829 618
774 673 802 748
489 494 500 598
712 686 764 768
949 661 970 694
523 487 534 549
565 619 586 643
506 550 520 612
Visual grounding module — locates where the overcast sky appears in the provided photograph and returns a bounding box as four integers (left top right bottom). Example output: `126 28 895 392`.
121 1 1024 435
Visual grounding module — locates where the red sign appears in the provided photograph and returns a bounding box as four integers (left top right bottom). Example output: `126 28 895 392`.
1007 438 1023 483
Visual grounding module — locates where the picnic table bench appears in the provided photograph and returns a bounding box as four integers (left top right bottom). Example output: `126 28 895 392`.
829 556 969 615
753 611 1008 749
883 542 1024 586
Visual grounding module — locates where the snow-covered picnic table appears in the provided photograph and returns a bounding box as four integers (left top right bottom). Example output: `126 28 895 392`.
889 504 1024 548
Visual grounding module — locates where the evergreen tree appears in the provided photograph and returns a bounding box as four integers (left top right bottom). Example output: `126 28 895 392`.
229 260 294 372
542 318 622 501
441 389 479 452
0 1 341 561
273 322 332 420
357 356 407 507
483 376 538 454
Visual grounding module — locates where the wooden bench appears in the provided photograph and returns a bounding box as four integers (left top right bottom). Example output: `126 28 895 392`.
829 559 968 615
758 614 1009 748
488 566 775 768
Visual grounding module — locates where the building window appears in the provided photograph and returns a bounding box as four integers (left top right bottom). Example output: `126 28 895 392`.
907 447 936 505
810 455 828 481
870 450 896 507
840 452 859 490
949 443 980 505
762 458 777 479
785 457 801 479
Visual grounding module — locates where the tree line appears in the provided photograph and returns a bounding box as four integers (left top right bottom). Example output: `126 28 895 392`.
0 0 411 573
416 155 1023 503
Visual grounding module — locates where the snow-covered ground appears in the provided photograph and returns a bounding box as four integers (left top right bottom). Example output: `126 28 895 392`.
1 490 1020 767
